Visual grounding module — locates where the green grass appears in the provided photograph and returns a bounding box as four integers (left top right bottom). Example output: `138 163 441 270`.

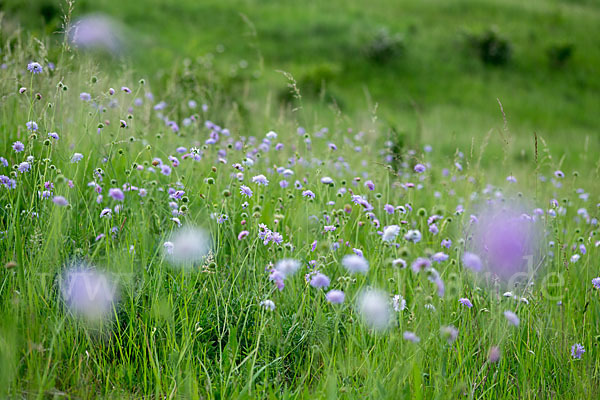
4 0 600 162
1 2 600 398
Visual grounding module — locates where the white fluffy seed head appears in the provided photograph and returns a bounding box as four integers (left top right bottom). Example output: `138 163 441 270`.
357 289 392 330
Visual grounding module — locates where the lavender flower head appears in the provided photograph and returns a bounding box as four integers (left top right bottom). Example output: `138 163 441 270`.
27 62 43 74
467 200 541 281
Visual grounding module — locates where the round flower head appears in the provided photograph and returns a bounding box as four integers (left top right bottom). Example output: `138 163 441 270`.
61 266 118 321
164 227 211 266
467 201 541 281
382 225 400 242
71 153 84 163
414 163 426 173
326 290 345 304
357 289 392 331
342 254 369 274
252 174 269 186
239 185 253 197
275 258 301 278
459 298 473 308
108 188 125 201
27 62 43 74
12 141 25 152
462 252 483 271
17 162 30 173
592 277 600 290
52 196 69 207
310 273 330 288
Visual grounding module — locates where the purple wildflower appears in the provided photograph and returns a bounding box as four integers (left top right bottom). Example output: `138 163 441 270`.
52 196 69 206
108 188 124 201
26 121 38 131
326 290 345 304
252 174 269 186
27 62 43 74
571 343 585 359
414 163 426 173
12 141 25 152
17 162 30 173
302 190 315 199
462 252 483 271
459 298 473 308
310 273 330 288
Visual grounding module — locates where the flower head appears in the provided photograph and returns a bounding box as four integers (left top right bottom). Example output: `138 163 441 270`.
571 343 585 359
27 62 43 74
342 254 369 274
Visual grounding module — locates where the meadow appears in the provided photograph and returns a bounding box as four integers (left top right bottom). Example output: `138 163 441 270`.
1 1 600 398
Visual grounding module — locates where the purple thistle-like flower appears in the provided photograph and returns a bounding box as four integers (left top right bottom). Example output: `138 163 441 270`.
238 230 249 240
80 92 92 101
17 162 30 173
26 121 38 131
0 157 7 167
310 273 330 288
121 86 131 93
365 180 375 191
462 252 483 271
554 170 564 178
252 174 269 186
52 196 69 206
160 164 172 176
459 298 473 308
414 163 426 173
108 188 124 201
411 257 431 273
384 204 395 214
27 62 43 74
326 290 345 304
571 343 585 359
592 277 600 290
71 153 84 163
48 132 59 140
100 208 112 218
12 141 25 152
431 252 449 263
302 190 315 199
441 238 452 249
240 185 253 197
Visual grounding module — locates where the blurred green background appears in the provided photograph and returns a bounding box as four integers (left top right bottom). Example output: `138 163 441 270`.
3 0 600 164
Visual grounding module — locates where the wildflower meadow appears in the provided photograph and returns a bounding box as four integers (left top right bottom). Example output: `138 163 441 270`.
1 1 600 398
